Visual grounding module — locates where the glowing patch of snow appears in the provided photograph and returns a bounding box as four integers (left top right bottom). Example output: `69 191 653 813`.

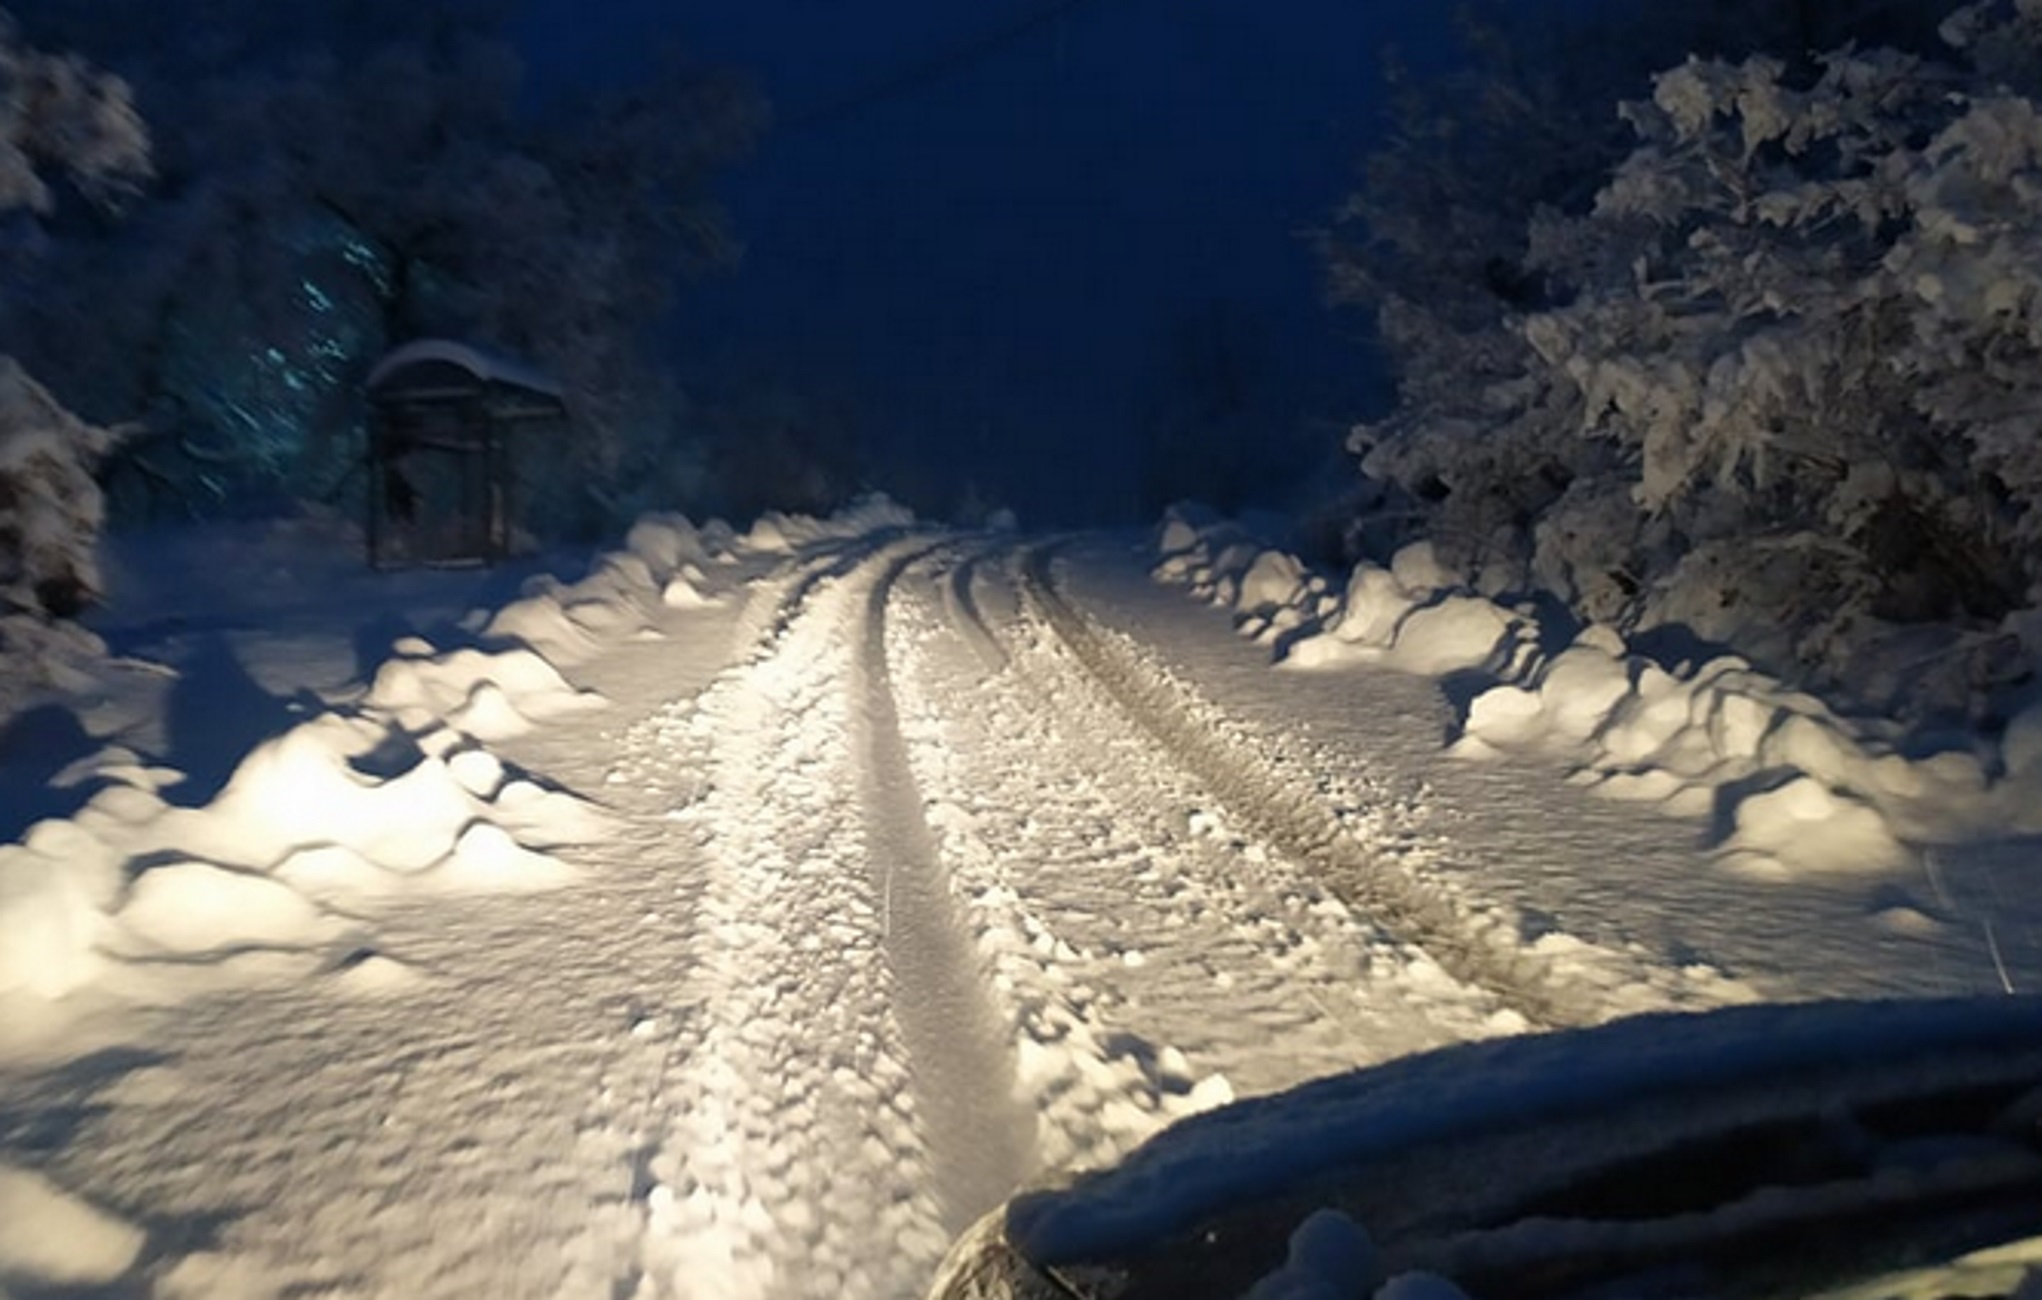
446 747 505 798
114 863 335 956
1238 551 1307 617
153 1250 284 1300
429 822 576 893
211 722 477 873
1384 597 1518 676
448 680 534 740
663 574 717 609
0 827 122 998
0 1163 144 1285
1726 776 1907 874
484 593 602 665
366 645 603 724
1388 541 1454 595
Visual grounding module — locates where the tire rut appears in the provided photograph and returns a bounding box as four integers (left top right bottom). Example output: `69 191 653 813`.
856 547 1036 1227
1015 542 1608 1031
636 536 1028 1300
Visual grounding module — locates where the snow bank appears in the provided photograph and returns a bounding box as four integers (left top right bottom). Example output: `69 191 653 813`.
0 702 608 1027
0 497 925 1061
367 644 604 738
479 498 911 668
1150 506 2020 881
737 492 917 556
0 605 659 1061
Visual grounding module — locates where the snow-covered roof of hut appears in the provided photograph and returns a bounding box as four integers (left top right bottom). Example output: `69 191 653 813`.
366 338 564 399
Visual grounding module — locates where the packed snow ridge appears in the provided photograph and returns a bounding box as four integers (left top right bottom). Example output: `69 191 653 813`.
1153 504 2041 885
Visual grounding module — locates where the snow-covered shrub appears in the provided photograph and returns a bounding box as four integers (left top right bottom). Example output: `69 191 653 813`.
1324 2 1952 578
1334 1 2042 717
0 359 117 618
0 12 148 212
0 17 147 695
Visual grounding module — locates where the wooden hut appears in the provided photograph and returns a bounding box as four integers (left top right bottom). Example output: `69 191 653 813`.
363 339 566 569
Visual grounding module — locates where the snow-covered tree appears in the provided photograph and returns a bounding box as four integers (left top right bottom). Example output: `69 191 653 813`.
0 1 762 536
1324 1 1955 567
1330 0 2042 716
0 11 146 651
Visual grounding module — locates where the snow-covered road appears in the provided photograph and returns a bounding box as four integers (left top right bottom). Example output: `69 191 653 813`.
3 511 2035 1299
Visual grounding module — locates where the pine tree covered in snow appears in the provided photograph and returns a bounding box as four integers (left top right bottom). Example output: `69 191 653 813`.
0 12 147 686
1331 0 2042 717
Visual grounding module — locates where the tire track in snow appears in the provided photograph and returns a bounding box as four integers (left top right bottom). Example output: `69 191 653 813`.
886 549 1508 1180
935 542 1009 675
634 536 1025 1300
1016 542 1611 1031
856 548 1036 1225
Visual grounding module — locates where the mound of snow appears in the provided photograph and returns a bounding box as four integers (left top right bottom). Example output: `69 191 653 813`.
113 862 338 957
1238 551 1307 617
446 746 505 798
625 512 710 577
1724 777 1909 875
0 830 119 998
1389 541 1455 596
209 719 478 872
448 680 537 740
272 844 394 905
662 572 718 609
738 493 917 556
366 645 604 726
1146 508 1986 883
483 593 604 666
1461 684 1544 748
1384 596 1523 676
429 822 577 893
1333 565 1414 648
0 1163 144 1286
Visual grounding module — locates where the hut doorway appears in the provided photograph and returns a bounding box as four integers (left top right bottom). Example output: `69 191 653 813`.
364 339 566 569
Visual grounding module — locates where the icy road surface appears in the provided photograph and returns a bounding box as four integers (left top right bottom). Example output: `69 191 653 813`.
3 519 2034 1300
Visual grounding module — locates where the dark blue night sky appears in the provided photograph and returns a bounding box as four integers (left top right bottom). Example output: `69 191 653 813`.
517 2 1456 524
